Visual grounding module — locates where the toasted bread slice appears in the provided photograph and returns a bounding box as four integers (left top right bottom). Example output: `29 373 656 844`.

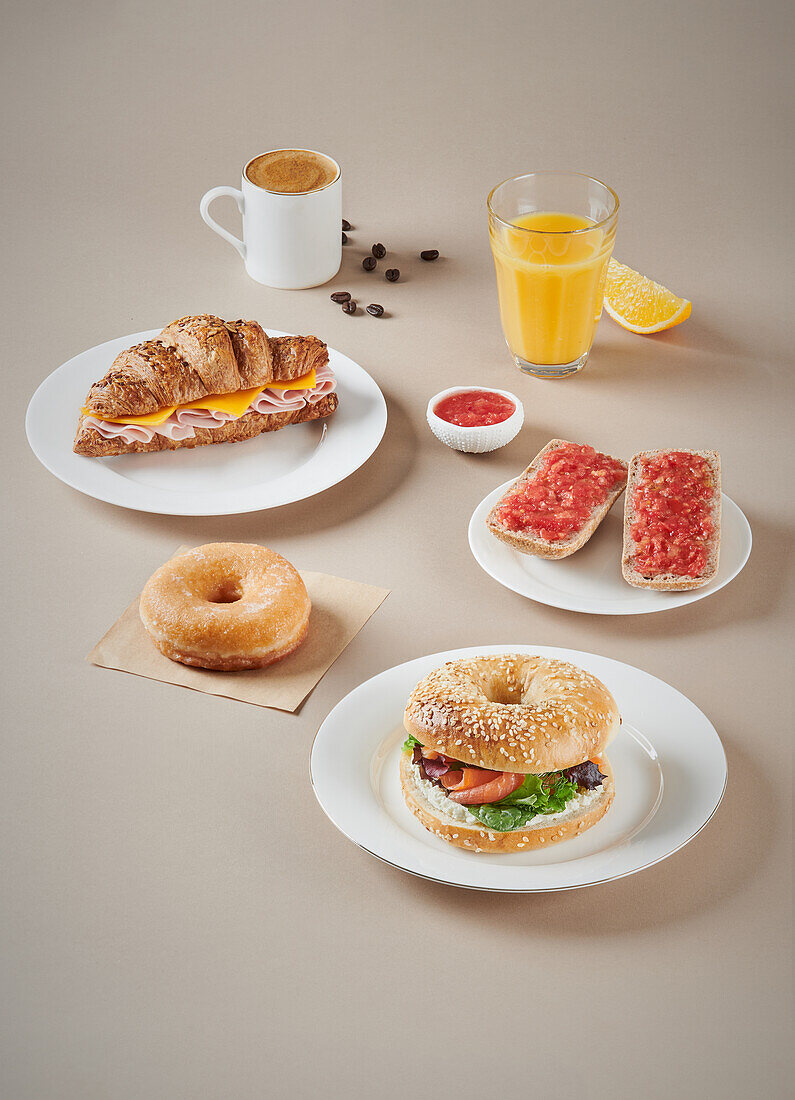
486 439 628 559
622 449 721 591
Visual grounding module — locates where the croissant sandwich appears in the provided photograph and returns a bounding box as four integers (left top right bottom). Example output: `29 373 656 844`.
73 315 338 457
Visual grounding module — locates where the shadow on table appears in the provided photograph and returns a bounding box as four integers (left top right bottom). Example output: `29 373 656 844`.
584 312 767 380
78 388 417 542
454 419 577 481
397 739 774 933
550 510 789 641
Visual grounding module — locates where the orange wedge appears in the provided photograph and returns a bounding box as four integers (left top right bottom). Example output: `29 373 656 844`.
603 259 691 333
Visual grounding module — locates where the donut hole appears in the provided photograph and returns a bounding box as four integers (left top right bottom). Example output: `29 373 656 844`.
206 580 243 604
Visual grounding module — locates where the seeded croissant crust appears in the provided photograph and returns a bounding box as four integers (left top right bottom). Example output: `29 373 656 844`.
80 315 328 419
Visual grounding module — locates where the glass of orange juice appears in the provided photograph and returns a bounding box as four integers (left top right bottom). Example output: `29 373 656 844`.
488 172 619 377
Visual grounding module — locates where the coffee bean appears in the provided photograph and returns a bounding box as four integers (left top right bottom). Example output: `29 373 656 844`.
420 249 439 261
342 300 357 315
366 303 384 317
342 232 348 244
372 243 386 259
362 256 377 271
342 219 352 231
385 268 400 282
330 291 351 303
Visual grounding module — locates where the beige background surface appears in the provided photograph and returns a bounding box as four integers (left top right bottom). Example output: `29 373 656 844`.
2 1 793 1097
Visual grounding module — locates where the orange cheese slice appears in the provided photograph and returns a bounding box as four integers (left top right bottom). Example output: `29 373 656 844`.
83 370 317 426
181 383 267 419
267 369 316 392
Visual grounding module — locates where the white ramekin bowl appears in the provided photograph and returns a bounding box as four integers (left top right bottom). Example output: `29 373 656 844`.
426 387 524 453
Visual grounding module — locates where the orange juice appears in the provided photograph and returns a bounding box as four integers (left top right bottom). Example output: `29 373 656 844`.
489 211 614 366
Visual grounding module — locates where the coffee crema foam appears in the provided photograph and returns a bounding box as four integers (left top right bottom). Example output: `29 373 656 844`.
246 150 338 194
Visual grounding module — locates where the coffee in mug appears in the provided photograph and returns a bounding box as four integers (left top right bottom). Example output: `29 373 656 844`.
200 148 342 289
245 150 338 194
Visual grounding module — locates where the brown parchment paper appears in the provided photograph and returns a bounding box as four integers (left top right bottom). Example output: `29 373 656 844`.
86 547 389 711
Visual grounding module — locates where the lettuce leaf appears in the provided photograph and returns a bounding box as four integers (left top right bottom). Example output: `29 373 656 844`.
501 773 578 812
466 803 543 830
402 733 422 753
562 760 606 789
466 772 579 832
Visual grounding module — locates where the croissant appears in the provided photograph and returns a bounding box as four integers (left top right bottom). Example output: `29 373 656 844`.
73 314 337 457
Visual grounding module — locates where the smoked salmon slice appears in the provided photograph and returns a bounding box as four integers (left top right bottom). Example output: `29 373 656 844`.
447 771 525 805
440 767 500 790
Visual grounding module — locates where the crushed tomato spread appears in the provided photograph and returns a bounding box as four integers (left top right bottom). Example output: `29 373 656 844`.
629 451 715 577
494 442 627 541
434 390 515 427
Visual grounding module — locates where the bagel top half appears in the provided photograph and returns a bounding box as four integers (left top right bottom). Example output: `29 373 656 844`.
403 655 620 774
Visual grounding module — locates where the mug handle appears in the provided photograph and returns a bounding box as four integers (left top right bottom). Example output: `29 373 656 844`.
200 186 246 259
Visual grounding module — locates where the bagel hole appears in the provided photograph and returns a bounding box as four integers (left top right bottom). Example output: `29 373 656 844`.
487 685 524 705
479 676 524 705
206 581 243 604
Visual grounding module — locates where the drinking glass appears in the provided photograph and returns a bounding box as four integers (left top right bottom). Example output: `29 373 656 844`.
487 172 619 377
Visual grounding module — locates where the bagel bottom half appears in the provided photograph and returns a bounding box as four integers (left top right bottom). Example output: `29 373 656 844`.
399 753 614 854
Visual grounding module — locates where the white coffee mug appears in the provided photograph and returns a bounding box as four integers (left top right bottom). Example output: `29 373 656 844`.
200 150 342 289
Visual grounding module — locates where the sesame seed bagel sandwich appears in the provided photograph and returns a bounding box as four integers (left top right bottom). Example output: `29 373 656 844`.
401 655 620 854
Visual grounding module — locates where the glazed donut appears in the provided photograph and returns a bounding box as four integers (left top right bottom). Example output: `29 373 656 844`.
404 654 620 773
139 543 310 671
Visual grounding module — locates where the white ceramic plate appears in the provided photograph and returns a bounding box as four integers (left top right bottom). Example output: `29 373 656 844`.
468 481 752 615
310 644 726 892
26 328 387 516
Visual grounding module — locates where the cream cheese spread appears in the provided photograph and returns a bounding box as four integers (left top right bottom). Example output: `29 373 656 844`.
411 761 604 831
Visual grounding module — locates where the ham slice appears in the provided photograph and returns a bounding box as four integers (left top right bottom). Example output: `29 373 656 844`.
84 364 337 446
81 416 196 444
